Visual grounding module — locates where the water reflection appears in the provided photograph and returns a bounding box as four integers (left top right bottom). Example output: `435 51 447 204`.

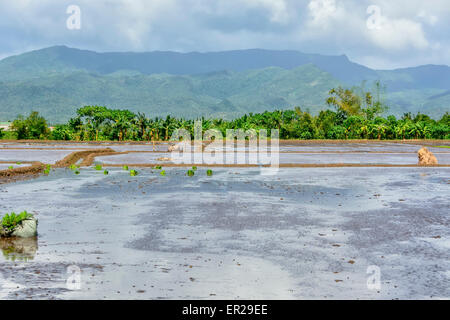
0 237 38 262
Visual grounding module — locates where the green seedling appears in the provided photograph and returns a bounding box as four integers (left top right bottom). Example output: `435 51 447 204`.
187 169 195 177
95 164 103 171
207 169 213 176
69 164 79 170
123 165 129 171
8 166 13 170
43 164 51 175
160 170 166 176
130 169 138 176
2 211 33 231
192 166 197 171
104 170 109 175
154 165 162 170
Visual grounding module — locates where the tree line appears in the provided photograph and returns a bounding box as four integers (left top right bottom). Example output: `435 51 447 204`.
3 86 449 141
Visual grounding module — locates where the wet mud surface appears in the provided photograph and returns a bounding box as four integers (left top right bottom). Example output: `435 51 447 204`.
0 141 449 299
0 165 448 299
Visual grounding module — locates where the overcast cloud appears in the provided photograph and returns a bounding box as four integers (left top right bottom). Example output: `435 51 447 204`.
0 0 449 69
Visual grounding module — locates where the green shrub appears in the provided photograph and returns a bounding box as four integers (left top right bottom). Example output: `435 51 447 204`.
104 170 109 175
74 170 80 175
2 211 33 231
11 111 49 140
160 170 166 176
95 164 102 170
123 165 129 171
50 125 73 141
192 166 197 171
154 165 162 170
130 169 138 176
8 166 13 170
207 169 213 176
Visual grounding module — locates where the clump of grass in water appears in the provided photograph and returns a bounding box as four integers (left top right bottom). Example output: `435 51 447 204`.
130 169 138 176
44 164 51 175
95 164 102 171
192 166 197 171
187 169 195 177
104 170 109 175
154 165 162 170
123 165 129 171
2 211 33 231
207 169 213 176
160 170 166 176
69 164 80 174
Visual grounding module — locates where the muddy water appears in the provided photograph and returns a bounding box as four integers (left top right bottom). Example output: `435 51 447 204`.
0 150 73 164
97 151 450 165
0 166 449 299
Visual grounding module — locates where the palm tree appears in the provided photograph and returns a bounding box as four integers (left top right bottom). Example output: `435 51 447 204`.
135 112 148 140
114 114 131 141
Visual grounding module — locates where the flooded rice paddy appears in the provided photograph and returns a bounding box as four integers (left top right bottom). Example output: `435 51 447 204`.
0 141 449 299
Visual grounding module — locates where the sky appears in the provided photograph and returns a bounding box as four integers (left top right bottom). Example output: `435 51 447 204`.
0 0 449 69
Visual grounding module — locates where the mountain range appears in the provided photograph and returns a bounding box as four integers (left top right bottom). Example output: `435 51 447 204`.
0 45 449 123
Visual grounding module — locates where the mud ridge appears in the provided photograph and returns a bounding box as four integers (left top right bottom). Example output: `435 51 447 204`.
54 148 116 167
0 162 46 184
80 151 129 167
0 148 117 184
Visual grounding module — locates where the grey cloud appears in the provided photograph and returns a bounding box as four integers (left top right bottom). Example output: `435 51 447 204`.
0 0 449 69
